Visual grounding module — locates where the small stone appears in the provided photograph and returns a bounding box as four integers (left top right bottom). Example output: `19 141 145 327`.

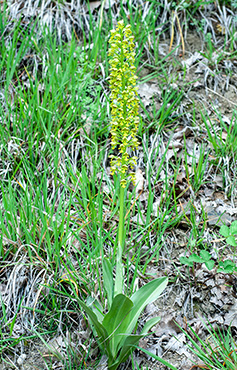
17 354 27 365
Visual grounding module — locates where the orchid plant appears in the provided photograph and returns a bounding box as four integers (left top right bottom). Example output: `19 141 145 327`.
76 20 168 370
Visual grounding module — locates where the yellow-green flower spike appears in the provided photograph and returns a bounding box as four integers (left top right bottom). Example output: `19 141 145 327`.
108 20 139 188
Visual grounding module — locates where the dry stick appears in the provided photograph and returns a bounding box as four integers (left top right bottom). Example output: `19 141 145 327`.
169 11 175 54
175 11 185 57
169 10 185 57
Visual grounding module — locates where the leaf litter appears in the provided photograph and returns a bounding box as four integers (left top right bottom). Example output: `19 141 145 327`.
0 0 237 369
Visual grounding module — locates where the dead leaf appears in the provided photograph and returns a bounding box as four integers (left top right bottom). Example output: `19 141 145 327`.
135 168 144 195
88 1 101 11
224 301 237 328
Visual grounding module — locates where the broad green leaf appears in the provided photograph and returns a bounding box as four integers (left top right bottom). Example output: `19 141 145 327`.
217 260 236 273
103 294 133 357
219 225 229 237
226 235 237 247
77 298 108 349
140 316 161 335
221 260 235 269
102 258 114 309
127 277 168 336
189 254 203 263
224 260 234 267
200 250 211 261
230 220 237 234
217 266 234 273
180 256 193 267
110 334 144 370
86 296 104 323
205 260 215 270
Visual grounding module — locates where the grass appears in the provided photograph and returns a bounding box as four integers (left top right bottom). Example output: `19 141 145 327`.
202 109 237 160
139 321 237 370
177 319 237 370
0 0 237 369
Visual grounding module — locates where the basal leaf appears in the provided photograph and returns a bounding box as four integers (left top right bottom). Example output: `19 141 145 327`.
102 294 133 357
109 334 143 370
86 296 104 323
77 298 111 354
108 314 162 369
127 277 168 336
141 316 161 335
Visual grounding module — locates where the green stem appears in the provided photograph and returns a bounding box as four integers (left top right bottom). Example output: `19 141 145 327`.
114 175 125 296
114 35 126 297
